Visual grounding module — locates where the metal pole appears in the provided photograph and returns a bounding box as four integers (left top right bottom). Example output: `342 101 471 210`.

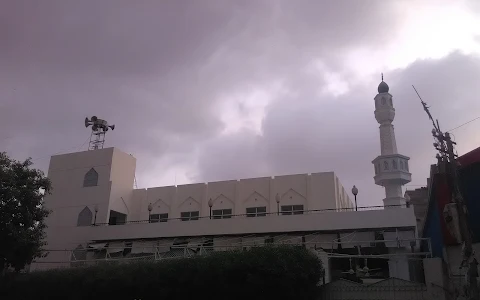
277 203 280 215
354 195 357 211
209 207 212 219
94 211 97 225
416 92 478 300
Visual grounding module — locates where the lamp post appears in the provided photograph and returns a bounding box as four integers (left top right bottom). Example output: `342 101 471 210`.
404 192 411 208
208 198 213 219
351 185 358 211
275 193 280 215
148 203 153 223
93 204 98 226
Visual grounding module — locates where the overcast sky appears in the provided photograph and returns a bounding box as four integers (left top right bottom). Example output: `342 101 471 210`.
1 0 480 206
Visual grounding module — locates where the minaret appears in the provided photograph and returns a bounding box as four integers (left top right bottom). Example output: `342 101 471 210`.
372 75 411 208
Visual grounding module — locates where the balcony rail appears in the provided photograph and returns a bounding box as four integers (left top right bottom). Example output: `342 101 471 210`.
95 204 409 226
32 236 431 270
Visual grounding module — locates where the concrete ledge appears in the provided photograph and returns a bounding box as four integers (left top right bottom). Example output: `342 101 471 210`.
89 207 417 241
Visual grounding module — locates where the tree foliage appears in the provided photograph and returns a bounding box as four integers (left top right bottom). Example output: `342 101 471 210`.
2 246 323 300
0 152 51 273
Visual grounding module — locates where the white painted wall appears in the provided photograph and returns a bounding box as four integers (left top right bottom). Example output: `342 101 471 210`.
39 148 137 269
34 147 416 271
135 172 353 220
88 208 417 241
44 148 355 229
108 150 136 219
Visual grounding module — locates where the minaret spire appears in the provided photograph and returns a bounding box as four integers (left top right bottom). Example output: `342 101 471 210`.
372 77 411 208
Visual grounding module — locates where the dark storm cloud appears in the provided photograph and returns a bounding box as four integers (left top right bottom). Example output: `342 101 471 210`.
1 0 478 206
0 0 241 75
0 0 403 174
194 52 480 206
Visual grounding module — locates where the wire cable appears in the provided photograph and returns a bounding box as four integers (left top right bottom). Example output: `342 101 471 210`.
447 116 480 132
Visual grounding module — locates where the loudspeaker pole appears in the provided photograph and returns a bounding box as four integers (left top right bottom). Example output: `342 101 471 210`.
84 116 115 151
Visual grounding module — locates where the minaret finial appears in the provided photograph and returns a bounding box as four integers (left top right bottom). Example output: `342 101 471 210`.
381 73 384 81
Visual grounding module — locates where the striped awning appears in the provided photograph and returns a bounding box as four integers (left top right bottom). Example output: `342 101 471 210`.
273 235 303 245
131 241 157 254
157 239 174 253
213 237 242 251
107 242 125 254
87 243 107 250
305 234 338 249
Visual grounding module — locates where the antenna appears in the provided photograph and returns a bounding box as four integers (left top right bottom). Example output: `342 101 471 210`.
84 116 115 150
412 85 439 131
412 86 448 157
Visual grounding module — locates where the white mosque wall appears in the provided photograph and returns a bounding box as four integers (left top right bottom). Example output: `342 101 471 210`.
89 207 417 241
42 148 359 237
132 172 351 221
108 150 136 217
37 147 419 272
42 147 351 234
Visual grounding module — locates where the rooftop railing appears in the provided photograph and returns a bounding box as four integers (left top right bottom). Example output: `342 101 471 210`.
93 204 409 226
33 236 431 270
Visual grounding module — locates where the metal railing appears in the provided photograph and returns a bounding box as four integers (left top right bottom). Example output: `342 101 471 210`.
32 236 431 270
94 204 409 226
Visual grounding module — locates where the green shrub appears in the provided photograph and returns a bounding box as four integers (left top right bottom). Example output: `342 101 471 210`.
1 246 322 300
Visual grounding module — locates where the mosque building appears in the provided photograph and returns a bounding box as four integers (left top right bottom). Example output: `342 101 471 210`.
32 78 422 284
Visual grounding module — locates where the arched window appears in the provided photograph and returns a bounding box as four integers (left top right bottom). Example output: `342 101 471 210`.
384 161 389 170
374 164 378 174
77 206 93 226
83 168 98 187
405 161 409 171
392 160 398 169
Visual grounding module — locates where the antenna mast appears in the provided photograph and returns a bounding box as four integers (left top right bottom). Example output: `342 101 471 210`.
84 116 115 150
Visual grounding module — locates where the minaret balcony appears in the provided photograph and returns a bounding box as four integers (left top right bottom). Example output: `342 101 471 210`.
372 154 412 186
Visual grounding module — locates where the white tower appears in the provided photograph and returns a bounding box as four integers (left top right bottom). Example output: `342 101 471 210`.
372 75 411 207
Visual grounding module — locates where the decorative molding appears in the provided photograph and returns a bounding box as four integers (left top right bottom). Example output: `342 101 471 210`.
179 196 200 208
153 198 170 208
243 191 268 204
212 194 234 206
281 188 307 201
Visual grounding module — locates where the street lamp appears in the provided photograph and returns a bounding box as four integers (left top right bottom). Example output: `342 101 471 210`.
148 203 153 223
275 193 281 215
351 185 358 211
93 204 99 225
404 192 411 208
208 198 213 219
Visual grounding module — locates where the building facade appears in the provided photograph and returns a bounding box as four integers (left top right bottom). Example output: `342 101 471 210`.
32 79 422 285
405 187 429 236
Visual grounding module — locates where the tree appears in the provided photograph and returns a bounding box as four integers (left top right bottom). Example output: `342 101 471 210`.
0 152 51 274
